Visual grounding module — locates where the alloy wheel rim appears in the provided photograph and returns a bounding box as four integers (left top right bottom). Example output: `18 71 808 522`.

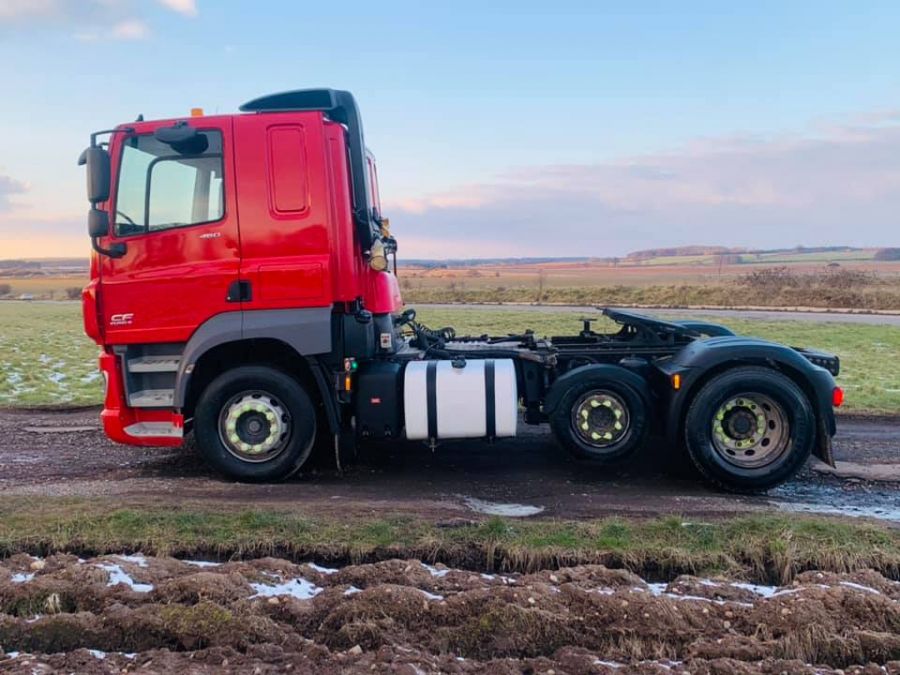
710 393 790 468
218 391 291 463
571 390 631 448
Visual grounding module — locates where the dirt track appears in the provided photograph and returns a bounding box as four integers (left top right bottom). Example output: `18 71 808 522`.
0 409 897 523
2 553 899 673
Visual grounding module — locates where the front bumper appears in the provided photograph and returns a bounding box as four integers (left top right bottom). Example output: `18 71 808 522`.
98 351 184 447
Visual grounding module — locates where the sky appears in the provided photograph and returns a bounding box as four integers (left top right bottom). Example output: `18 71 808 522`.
0 0 899 259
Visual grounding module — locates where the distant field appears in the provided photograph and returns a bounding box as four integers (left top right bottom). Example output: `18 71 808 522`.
0 275 86 298
1 303 897 415
0 303 100 406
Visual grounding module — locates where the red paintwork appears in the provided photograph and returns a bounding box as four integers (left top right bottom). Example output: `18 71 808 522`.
84 107 402 439
97 351 183 447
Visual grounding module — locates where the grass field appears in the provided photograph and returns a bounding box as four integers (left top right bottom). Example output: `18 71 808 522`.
1 303 898 414
1 497 898 582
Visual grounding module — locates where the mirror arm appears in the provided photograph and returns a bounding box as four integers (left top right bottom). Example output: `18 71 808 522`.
91 237 126 259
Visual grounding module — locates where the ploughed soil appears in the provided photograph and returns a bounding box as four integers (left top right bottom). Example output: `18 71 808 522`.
0 409 897 523
2 553 899 674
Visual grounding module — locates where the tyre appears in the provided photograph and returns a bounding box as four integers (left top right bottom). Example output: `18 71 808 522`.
194 365 317 481
684 366 814 493
550 376 650 462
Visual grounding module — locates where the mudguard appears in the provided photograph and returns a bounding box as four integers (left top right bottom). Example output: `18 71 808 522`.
544 363 653 415
655 336 838 466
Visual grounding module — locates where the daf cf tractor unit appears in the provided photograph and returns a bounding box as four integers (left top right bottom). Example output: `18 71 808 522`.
79 88 843 492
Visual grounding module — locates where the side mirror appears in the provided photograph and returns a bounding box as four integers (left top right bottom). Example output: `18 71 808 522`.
88 208 109 238
87 207 126 258
79 146 111 203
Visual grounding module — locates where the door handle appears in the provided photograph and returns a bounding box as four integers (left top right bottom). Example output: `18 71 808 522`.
226 280 252 303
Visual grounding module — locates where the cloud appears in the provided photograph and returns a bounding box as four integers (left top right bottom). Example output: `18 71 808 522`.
156 0 197 16
111 18 148 39
0 174 27 212
385 118 900 258
0 0 195 40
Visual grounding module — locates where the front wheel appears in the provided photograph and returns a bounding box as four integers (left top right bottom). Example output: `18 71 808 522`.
194 366 317 481
684 366 815 493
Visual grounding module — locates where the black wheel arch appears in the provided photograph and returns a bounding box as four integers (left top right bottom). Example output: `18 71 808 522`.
659 337 838 465
180 338 341 436
544 363 654 416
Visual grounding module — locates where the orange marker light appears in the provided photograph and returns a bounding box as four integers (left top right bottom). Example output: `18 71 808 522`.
832 387 844 407
344 374 352 391
672 373 682 390
190 107 204 117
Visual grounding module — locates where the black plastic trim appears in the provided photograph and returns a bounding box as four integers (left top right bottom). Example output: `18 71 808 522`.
485 359 496 437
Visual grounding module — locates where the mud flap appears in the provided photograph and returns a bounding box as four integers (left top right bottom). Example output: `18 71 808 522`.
813 415 835 467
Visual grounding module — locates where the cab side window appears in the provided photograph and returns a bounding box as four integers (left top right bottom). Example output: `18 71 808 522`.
115 131 224 236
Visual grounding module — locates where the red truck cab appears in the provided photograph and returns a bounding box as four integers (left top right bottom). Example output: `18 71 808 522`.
82 90 400 451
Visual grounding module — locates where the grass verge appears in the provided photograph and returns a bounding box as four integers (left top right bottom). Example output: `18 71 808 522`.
1 498 897 584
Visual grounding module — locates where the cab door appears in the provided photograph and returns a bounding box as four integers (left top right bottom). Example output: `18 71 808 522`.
98 118 241 344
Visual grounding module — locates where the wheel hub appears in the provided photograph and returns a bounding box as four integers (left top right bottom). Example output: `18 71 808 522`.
218 393 291 462
572 391 630 447
711 394 789 468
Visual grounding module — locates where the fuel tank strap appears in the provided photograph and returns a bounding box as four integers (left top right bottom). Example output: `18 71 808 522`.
426 361 438 440
485 359 496 437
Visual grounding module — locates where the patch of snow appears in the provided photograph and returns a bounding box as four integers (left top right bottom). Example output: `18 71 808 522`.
11 572 34 583
96 563 153 593
182 560 221 568
731 582 780 598
250 577 322 600
418 589 444 601
840 581 882 595
343 586 362 596
594 660 624 668
646 582 668 596
116 554 149 568
5 651 21 659
48 372 66 384
698 579 720 587
422 563 449 578
479 573 495 580
461 496 545 517
88 649 107 660
308 562 339 575
124 653 137 660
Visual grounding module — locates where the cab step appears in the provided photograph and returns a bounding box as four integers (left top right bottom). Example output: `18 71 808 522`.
123 421 183 438
127 356 181 373
128 389 175 408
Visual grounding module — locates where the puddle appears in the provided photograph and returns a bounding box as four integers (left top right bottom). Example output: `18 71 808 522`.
769 481 900 523
23 426 97 434
461 496 545 517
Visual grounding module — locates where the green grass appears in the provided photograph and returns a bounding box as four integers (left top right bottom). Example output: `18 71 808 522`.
0 302 100 407
1 303 897 415
416 308 900 415
0 498 897 583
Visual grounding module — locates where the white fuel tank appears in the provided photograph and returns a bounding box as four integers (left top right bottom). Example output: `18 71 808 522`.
404 359 518 440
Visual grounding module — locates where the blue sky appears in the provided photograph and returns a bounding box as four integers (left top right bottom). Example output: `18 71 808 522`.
0 0 899 258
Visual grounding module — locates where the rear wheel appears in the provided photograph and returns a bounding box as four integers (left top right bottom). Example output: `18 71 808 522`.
684 366 814 492
194 365 317 481
550 376 649 462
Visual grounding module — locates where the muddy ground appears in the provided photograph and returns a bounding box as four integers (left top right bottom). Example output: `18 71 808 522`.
1 553 899 673
0 409 897 523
